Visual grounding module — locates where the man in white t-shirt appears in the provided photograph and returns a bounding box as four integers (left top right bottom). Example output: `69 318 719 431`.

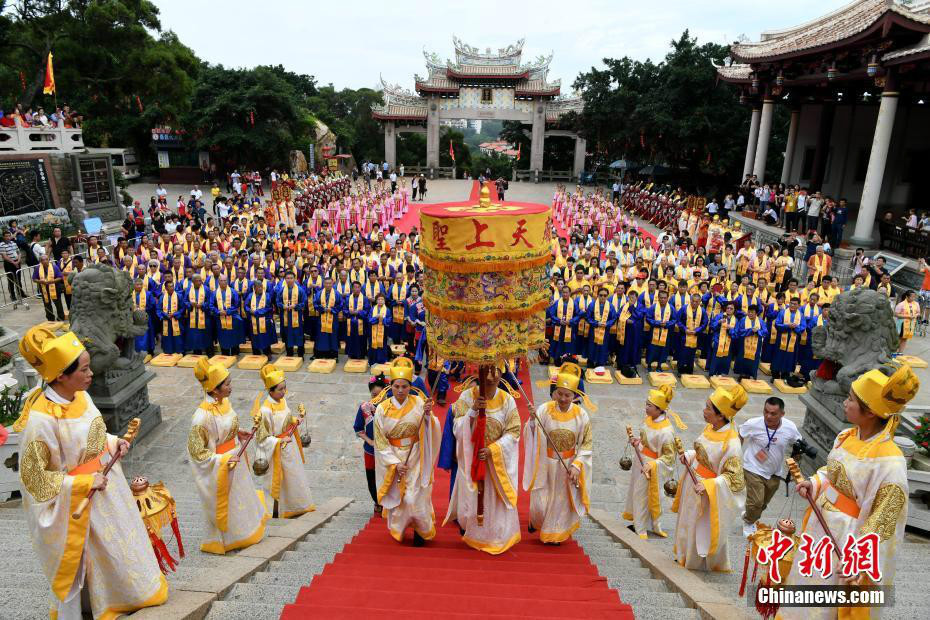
155 184 167 201
612 181 621 202
739 397 801 536
190 185 203 202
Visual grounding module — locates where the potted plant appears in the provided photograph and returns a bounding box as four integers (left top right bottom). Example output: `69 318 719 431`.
913 415 930 472
0 351 13 375
0 383 28 499
0 326 19 357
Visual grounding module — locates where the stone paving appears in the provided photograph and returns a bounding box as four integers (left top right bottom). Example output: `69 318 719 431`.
1 180 929 618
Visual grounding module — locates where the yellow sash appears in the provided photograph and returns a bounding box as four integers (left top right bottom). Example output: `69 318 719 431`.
216 287 234 330
348 294 365 331
319 289 336 333
715 316 735 358
188 287 206 330
684 305 702 349
780 310 800 352
391 283 407 324
135 290 147 313
372 305 387 348
61 261 73 294
616 302 632 345
556 299 574 342
283 285 301 327
902 301 919 338
651 303 672 347
40 262 57 301
162 292 181 336
742 317 761 360
251 291 267 334
592 300 609 345
577 295 592 336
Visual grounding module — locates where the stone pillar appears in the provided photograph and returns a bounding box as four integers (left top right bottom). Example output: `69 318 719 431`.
810 101 835 191
752 98 774 182
851 89 899 247
384 121 396 171
530 102 545 173
742 107 761 181
780 108 800 184
572 136 586 181
426 99 440 168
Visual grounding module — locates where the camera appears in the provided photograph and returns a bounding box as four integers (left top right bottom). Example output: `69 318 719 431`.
791 438 818 460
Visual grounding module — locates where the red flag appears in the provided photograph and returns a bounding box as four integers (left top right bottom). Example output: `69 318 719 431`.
250 110 255 127
449 140 455 162
136 96 144 113
517 142 521 161
18 71 26 93
42 52 55 95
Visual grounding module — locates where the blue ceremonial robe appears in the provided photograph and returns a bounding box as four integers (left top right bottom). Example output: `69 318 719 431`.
707 313 738 377
800 313 825 378
277 283 307 348
157 291 186 354
772 309 806 375
211 286 244 350
344 293 371 360
245 289 279 351
367 305 392 364
645 303 677 366
614 303 642 369
675 304 708 372
585 299 617 367
761 303 783 364
732 316 767 379
303 276 323 341
547 298 580 362
387 282 409 344
314 288 342 355
133 290 157 354
184 286 212 352
437 405 458 499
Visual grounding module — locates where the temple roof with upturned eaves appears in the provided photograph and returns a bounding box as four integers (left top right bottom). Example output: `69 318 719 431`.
725 0 930 64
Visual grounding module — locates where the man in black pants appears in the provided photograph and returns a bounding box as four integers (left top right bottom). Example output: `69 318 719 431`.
0 230 25 308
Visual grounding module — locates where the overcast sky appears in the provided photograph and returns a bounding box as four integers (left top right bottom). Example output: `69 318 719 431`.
154 0 850 90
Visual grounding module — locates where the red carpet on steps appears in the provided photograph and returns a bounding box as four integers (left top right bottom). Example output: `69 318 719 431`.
280 361 635 619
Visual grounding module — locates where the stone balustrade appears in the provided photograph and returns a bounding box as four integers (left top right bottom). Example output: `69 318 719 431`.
0 119 84 153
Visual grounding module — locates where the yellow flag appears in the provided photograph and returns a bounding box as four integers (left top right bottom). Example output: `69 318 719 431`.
43 52 55 95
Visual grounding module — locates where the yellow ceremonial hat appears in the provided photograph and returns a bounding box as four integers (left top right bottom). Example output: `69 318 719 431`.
851 364 920 419
554 362 582 392
647 384 674 411
709 384 748 420
19 326 85 383
260 364 286 390
389 357 415 383
193 357 229 393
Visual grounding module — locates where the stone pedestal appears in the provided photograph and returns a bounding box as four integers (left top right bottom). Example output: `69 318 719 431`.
88 355 161 440
798 389 847 472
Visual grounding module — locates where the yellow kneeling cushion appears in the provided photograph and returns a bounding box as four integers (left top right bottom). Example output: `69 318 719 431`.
208 355 237 369
270 342 285 353
709 375 739 390
239 342 253 353
177 354 206 368
774 379 807 394
371 363 390 376
390 344 407 357
648 372 677 387
274 356 304 372
585 368 613 384
308 359 337 373
759 362 772 376
238 355 269 370
741 378 773 394
897 355 928 369
680 374 711 389
344 359 369 373
149 353 182 367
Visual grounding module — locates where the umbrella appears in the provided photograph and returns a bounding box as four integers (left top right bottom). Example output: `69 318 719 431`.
609 159 637 170
639 164 671 176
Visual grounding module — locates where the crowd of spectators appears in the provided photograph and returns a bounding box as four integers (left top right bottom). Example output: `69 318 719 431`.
0 102 82 128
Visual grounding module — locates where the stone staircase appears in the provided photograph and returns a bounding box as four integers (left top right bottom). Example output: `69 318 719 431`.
203 505 372 619
574 518 700 620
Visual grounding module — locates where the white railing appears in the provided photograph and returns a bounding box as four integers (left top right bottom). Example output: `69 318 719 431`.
0 119 84 153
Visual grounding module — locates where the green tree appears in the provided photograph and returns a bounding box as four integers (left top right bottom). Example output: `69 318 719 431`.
307 86 384 163
439 128 470 172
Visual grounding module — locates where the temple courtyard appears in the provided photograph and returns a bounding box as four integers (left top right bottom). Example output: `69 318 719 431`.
1 180 929 619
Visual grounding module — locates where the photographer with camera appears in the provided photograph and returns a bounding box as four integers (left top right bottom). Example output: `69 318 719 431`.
738 397 801 536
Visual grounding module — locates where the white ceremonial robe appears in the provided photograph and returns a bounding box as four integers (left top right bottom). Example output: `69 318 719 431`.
19 388 167 620
188 396 268 554
254 397 315 518
782 428 908 620
445 387 521 554
523 401 592 543
623 414 676 537
374 394 441 541
672 423 746 571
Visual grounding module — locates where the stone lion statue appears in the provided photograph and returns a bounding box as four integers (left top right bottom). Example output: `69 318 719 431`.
68 263 148 375
810 287 899 396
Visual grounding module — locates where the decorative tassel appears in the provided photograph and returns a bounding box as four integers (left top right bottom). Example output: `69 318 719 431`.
738 547 751 597
171 515 185 558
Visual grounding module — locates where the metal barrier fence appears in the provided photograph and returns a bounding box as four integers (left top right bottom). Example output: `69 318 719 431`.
0 251 89 311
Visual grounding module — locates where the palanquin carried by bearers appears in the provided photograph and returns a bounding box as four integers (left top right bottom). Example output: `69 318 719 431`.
15 326 168 619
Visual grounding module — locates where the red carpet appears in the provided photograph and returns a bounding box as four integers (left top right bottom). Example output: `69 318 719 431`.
280 362 635 619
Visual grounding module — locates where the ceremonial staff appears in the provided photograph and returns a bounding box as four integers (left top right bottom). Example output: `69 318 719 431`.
508 363 578 488
229 397 262 470
73 418 140 519
626 425 648 476
673 437 703 494
786 457 842 559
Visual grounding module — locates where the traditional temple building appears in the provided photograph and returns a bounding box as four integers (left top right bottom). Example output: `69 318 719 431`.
372 37 585 178
718 0 930 246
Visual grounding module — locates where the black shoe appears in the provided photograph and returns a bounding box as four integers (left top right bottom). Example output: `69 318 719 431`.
413 532 426 547
527 524 536 534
